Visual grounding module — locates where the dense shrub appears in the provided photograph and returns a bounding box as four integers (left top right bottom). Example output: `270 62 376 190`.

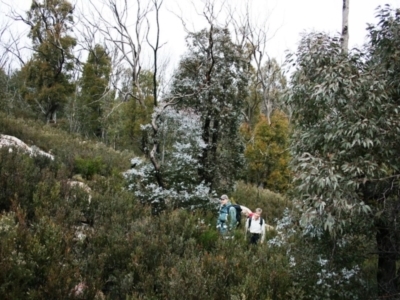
0 113 133 177
74 156 106 179
0 115 380 299
231 180 290 226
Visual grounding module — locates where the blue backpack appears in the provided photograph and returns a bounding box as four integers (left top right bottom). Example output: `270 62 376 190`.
227 204 243 225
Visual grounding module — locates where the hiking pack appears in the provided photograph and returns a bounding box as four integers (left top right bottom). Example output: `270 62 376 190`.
227 204 243 225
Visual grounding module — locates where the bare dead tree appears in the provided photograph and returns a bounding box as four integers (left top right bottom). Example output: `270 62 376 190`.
228 0 285 126
68 10 116 138
0 20 12 70
85 0 151 105
229 2 271 124
82 0 170 188
0 3 30 69
146 0 166 107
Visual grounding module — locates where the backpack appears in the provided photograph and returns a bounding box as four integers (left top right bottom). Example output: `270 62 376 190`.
227 204 243 225
247 216 264 228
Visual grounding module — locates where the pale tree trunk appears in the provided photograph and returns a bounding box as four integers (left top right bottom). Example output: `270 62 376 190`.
341 0 349 53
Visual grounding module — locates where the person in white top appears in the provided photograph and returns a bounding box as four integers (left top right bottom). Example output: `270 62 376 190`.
245 208 266 244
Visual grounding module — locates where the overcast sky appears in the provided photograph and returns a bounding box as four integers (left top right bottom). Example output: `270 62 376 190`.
266 0 400 62
2 0 400 71
160 0 400 64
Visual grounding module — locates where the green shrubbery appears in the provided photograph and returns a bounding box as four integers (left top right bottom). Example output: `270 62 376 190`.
74 156 106 179
0 116 379 299
231 181 290 226
0 112 132 176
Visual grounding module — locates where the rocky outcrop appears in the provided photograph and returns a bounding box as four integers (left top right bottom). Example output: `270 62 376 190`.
0 134 54 160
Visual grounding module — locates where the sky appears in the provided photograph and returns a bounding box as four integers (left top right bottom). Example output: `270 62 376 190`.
1 0 400 72
159 0 400 65
259 0 400 62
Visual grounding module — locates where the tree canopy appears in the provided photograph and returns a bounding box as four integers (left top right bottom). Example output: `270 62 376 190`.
20 0 76 122
170 26 250 193
286 6 400 296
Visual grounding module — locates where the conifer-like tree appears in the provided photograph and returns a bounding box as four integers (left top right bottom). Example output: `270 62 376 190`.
241 110 290 193
117 69 154 151
79 44 111 138
19 0 76 123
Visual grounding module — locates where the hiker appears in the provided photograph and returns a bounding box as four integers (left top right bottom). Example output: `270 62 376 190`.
245 208 266 244
216 194 238 237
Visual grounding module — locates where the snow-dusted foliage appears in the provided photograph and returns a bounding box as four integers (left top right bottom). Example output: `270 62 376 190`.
124 106 215 208
168 27 249 192
267 207 367 298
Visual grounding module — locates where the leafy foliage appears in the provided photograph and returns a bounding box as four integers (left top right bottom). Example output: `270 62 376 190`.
117 69 155 151
286 5 400 297
170 27 250 193
125 107 212 209
74 156 106 180
78 44 112 138
20 0 76 122
241 111 291 193
287 30 392 231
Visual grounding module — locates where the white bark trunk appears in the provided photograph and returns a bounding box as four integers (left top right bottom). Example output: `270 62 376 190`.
341 0 350 53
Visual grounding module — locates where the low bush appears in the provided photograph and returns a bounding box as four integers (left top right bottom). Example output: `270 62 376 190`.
231 180 291 225
0 115 379 299
74 156 106 179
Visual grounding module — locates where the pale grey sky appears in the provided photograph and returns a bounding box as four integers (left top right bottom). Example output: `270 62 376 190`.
1 0 400 70
151 0 400 66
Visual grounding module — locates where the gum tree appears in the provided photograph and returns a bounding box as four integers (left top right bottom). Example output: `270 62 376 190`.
286 6 400 297
124 107 211 210
170 26 249 193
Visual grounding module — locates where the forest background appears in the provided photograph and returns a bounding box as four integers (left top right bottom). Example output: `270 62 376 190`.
0 0 400 299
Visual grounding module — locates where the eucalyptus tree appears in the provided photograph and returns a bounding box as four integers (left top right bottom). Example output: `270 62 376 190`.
169 26 250 193
286 6 400 297
18 0 76 123
124 107 211 210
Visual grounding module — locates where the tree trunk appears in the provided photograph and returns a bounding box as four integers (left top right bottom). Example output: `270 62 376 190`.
376 219 398 298
341 0 350 53
46 103 59 124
